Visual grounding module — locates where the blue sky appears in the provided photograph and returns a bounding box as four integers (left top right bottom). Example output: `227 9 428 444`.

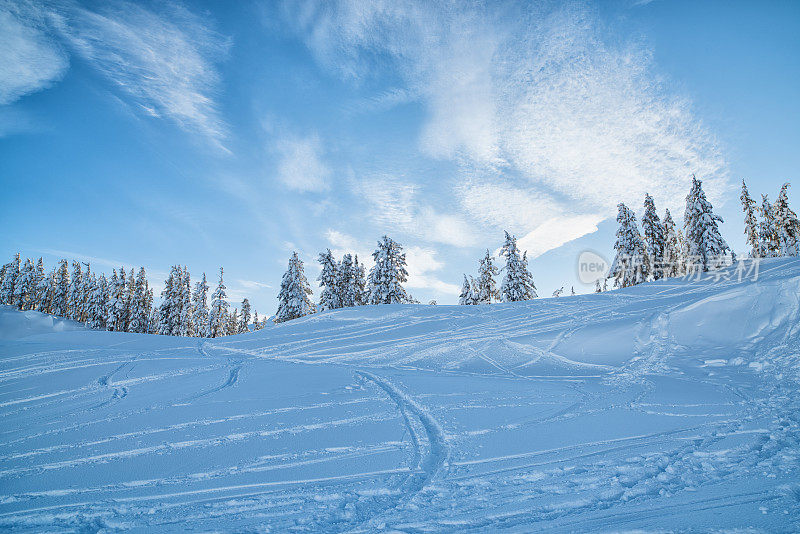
1 0 798 312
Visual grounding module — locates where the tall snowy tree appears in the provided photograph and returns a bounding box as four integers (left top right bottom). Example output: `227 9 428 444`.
129 268 150 333
740 180 760 258
758 194 780 258
475 250 499 304
683 176 732 271
352 255 367 305
69 261 84 321
105 269 125 331
209 267 229 337
367 236 411 305
318 249 342 311
33 259 48 311
642 194 664 280
14 258 35 310
499 232 537 302
239 298 251 334
337 254 356 308
1 253 20 306
53 260 70 317
180 268 193 336
192 273 210 337
88 274 108 330
458 274 477 305
610 203 648 288
275 253 315 323
774 183 800 256
662 209 682 278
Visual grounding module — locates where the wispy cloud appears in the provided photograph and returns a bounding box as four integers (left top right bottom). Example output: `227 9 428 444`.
352 175 477 247
0 1 68 105
287 0 729 253
274 133 331 192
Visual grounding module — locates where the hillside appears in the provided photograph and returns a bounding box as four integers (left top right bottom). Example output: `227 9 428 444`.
1 258 800 532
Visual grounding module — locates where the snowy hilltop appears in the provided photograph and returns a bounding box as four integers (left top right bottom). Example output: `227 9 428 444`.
1 258 800 532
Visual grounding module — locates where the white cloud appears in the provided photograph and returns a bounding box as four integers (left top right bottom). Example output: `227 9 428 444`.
516 214 603 259
288 0 729 242
275 133 331 192
55 1 229 149
0 2 68 105
352 175 477 247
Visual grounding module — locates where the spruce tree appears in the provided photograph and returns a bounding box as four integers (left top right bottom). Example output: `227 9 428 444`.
683 176 733 271
252 310 261 330
352 255 367 305
610 203 648 288
239 298 251 334
275 252 315 322
642 194 664 280
192 273 210 337
662 209 682 278
367 236 410 305
458 274 477 305
499 232 537 301
14 258 35 310
774 183 800 256
758 194 780 258
34 260 50 312
338 254 356 308
741 180 760 257
318 249 341 311
475 250 499 303
69 261 84 321
180 268 193 336
1 253 20 306
53 260 70 317
88 274 108 330
209 267 229 337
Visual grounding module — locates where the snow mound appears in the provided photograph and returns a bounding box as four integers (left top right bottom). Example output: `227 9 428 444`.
0 305 86 340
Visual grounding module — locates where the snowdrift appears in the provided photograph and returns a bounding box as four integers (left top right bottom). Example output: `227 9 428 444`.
1 258 799 532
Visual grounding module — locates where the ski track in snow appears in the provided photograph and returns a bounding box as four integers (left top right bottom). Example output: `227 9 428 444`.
0 258 799 531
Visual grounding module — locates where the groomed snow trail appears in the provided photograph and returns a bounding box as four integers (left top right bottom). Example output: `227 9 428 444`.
1 258 800 531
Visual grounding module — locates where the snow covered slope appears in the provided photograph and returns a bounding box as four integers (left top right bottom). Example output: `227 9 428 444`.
1 258 800 532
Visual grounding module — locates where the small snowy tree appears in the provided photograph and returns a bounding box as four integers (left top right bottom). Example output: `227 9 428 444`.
499 232 537 302
610 203 648 288
192 273 210 337
367 236 411 305
318 249 342 311
227 308 239 336
475 250 499 304
458 274 477 305
552 287 564 298
642 194 664 280
683 176 732 271
741 180 760 257
275 252 315 323
774 183 800 256
209 267 229 337
758 194 780 258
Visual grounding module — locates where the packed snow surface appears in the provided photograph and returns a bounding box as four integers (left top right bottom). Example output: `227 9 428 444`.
2 258 800 532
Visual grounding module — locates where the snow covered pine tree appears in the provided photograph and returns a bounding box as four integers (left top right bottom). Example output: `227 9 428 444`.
276 252 315 323
683 175 733 271
367 236 411 305
499 232 537 301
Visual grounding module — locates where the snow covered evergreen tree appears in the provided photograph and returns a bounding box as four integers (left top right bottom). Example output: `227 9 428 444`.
88 274 108 330
158 266 184 336
740 180 760 257
69 261 84 321
1 253 20 306
662 209 681 278
275 253 315 323
227 308 239 336
53 260 70 317
352 255 367 305
499 232 537 301
610 203 648 288
475 250 499 303
105 269 124 331
209 267 229 337
180 268 193 336
318 249 342 311
337 254 356 308
458 275 477 305
367 236 410 305
113 267 129 331
239 298 251 333
14 258 35 310
683 176 733 271
642 194 664 280
252 310 261 330
192 273 210 337
774 183 800 256
129 268 150 333
34 259 48 311
758 194 780 258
